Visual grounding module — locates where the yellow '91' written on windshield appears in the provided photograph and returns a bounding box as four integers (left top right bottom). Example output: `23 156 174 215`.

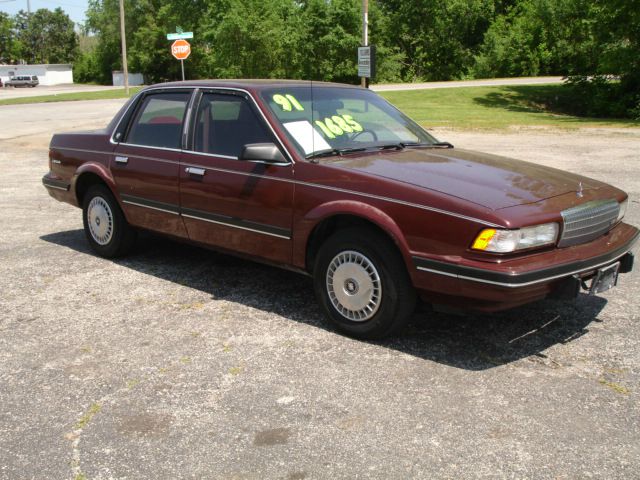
273 94 304 112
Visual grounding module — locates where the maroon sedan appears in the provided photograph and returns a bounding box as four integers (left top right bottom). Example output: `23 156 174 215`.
43 80 638 338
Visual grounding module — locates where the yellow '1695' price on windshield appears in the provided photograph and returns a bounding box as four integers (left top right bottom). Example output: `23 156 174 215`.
314 115 363 138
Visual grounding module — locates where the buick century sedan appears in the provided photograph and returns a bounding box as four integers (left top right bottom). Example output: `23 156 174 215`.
43 80 638 338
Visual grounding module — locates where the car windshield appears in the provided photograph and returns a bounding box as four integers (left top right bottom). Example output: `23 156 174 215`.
260 85 437 158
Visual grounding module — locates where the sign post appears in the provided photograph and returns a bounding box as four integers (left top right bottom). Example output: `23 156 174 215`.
170 39 191 81
361 0 368 88
119 0 129 94
167 28 193 81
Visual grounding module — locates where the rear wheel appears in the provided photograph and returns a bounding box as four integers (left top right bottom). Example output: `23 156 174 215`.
313 228 416 339
82 184 136 258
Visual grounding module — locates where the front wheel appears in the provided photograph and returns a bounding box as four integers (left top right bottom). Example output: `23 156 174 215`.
313 228 416 339
82 184 136 258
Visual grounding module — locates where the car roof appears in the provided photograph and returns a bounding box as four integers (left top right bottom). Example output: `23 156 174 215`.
142 79 363 92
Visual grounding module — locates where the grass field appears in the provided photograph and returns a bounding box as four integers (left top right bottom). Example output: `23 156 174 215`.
2 83 638 130
380 84 639 129
0 87 143 106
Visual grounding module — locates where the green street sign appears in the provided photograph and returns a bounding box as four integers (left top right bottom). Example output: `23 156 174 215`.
167 32 194 40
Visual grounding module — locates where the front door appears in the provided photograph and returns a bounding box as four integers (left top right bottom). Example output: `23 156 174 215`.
111 89 192 238
179 91 294 264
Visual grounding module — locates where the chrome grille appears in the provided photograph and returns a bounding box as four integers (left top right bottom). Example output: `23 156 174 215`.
559 199 620 247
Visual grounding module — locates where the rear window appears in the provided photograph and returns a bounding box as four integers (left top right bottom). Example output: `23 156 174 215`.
125 91 191 149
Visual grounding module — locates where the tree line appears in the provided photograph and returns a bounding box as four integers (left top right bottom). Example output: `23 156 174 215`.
1 8 78 65
1 0 638 118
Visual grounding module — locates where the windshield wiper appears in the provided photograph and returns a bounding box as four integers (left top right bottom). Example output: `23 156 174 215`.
400 141 454 149
305 141 453 161
305 147 367 160
377 143 405 151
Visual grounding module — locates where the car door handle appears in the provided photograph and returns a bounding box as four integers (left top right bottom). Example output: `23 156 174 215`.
185 167 206 176
115 156 129 165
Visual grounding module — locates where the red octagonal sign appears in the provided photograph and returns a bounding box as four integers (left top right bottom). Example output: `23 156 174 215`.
171 39 191 60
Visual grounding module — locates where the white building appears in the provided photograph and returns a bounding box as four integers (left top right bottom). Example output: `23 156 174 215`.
0 64 73 86
112 71 145 87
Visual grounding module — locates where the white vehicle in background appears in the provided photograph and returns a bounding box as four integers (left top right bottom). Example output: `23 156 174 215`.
5 76 39 88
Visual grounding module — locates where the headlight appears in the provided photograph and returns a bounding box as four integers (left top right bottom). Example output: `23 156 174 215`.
617 199 627 223
472 223 559 253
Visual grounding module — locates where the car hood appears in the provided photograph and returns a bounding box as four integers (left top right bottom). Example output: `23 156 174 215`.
328 148 603 210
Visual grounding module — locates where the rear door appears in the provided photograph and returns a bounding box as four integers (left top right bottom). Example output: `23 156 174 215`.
111 89 193 238
179 90 295 264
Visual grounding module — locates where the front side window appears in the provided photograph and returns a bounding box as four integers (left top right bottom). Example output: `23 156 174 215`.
126 91 191 149
260 86 436 157
194 93 272 158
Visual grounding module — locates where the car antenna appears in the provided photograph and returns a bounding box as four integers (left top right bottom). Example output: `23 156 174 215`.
309 79 318 163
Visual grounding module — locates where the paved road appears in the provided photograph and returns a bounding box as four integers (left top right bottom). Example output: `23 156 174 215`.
0 99 125 141
1 100 639 479
371 76 565 91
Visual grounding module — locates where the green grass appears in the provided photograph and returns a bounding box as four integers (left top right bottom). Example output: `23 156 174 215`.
380 84 639 130
0 87 143 106
75 402 101 430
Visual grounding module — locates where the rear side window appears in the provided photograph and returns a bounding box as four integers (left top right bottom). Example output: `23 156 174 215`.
126 92 191 149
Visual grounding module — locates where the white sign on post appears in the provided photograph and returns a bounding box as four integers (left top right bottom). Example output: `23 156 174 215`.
358 47 371 78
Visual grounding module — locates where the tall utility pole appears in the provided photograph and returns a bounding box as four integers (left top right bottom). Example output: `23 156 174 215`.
361 0 368 88
119 0 129 95
27 0 31 14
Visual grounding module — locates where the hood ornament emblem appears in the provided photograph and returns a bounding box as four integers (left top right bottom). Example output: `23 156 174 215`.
577 182 584 198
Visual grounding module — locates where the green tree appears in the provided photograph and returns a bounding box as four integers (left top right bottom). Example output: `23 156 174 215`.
377 0 496 81
199 0 303 79
14 8 78 64
593 0 640 94
0 12 23 63
295 0 361 82
84 0 213 83
84 0 132 83
472 0 599 78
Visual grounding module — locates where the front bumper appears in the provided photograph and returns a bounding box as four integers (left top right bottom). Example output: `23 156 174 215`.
411 222 639 311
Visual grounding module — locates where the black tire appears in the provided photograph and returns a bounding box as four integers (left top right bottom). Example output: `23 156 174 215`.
82 184 136 258
313 227 416 339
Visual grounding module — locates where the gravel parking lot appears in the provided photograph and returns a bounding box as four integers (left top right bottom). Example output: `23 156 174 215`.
1 99 639 479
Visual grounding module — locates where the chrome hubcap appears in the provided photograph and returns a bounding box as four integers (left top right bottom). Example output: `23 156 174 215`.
87 196 113 245
326 250 382 322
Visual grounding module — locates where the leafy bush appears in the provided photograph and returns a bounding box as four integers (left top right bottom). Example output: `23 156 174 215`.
73 51 102 84
555 77 640 119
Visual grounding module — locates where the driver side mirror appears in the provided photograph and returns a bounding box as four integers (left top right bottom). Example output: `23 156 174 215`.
240 143 288 165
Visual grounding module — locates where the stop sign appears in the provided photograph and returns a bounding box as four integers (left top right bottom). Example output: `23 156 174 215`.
171 39 191 60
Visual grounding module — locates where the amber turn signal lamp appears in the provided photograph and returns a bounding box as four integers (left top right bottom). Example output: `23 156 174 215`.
472 229 496 250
